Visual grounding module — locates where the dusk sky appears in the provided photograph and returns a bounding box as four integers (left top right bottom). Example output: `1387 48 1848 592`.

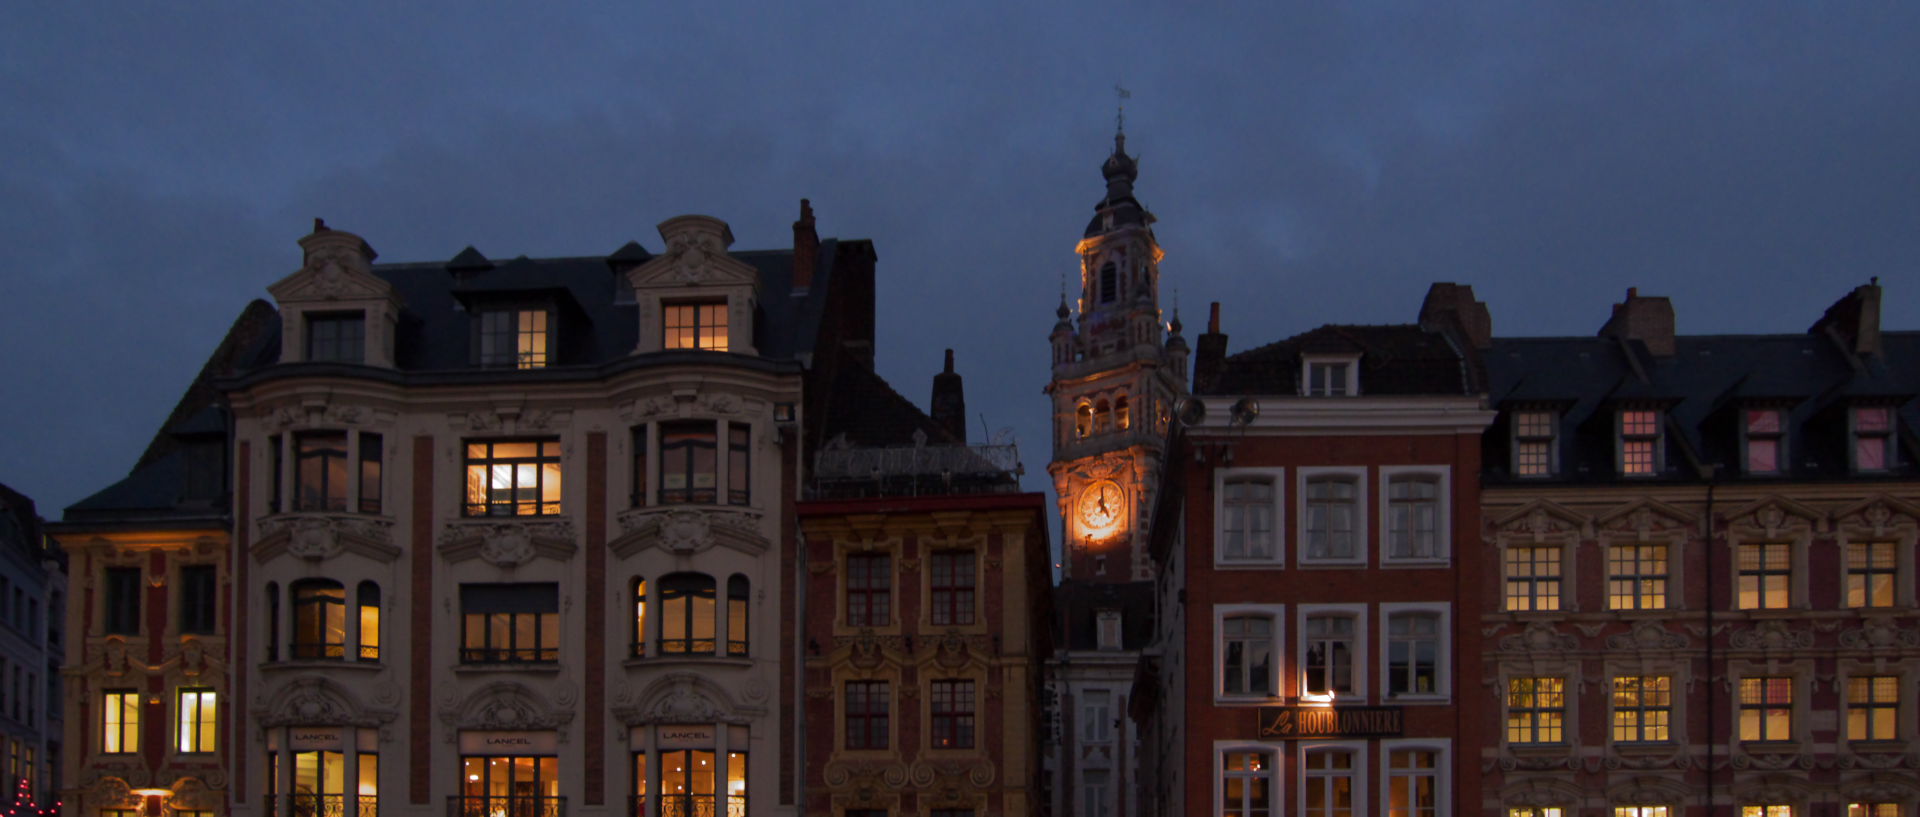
4 3 1917 516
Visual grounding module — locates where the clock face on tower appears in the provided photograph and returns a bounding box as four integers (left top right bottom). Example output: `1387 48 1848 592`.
1078 480 1125 533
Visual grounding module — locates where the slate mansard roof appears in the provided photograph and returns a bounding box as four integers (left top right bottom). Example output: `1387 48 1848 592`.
1199 323 1481 397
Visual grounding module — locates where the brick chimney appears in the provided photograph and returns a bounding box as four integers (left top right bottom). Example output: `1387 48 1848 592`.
1418 282 1492 349
1598 287 1676 357
930 349 967 443
1809 278 1883 359
1192 302 1229 393
792 198 819 294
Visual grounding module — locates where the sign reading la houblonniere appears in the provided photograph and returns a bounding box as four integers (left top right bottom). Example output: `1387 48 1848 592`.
1254 706 1404 739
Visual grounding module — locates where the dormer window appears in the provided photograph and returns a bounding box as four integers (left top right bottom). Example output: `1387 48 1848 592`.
1618 408 1663 476
1851 406 1895 472
1512 410 1558 477
1303 358 1357 397
664 300 728 351
478 308 551 369
1743 408 1786 475
306 312 365 363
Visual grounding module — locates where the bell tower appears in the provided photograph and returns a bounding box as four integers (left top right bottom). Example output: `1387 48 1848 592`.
1046 131 1190 581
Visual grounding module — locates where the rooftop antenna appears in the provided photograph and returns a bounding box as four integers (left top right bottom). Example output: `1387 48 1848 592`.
1115 84 1131 136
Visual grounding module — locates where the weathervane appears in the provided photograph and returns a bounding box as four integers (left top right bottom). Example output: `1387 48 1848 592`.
1115 84 1131 133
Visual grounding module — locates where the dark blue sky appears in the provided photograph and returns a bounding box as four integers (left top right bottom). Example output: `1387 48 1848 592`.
4 3 1918 515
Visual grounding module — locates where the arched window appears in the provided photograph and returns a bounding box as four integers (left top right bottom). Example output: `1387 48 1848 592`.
659 573 717 655
1076 404 1094 439
290 579 345 660
1115 396 1131 431
356 581 380 661
1093 400 1112 434
265 582 279 662
727 575 750 657
631 577 647 658
1099 263 1117 303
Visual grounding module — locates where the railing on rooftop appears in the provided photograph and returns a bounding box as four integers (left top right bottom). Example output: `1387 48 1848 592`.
808 433 1022 500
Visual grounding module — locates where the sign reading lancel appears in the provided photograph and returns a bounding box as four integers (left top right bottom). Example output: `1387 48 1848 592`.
1254 706 1404 740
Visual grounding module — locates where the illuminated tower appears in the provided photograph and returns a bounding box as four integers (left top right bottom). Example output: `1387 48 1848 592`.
1046 132 1189 581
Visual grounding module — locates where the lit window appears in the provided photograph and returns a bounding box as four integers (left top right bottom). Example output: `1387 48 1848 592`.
1611 676 1671 742
295 431 349 512
1847 542 1897 608
1220 477 1276 562
1305 476 1358 560
1306 361 1353 396
1303 615 1356 697
1744 409 1784 474
1387 749 1439 817
930 679 975 749
1619 409 1662 476
462 440 561 516
306 312 365 364
459 754 556 811
459 583 560 664
1506 677 1565 744
1852 407 1894 472
1115 396 1130 430
630 577 647 658
1738 677 1792 742
1743 806 1792 817
356 581 380 661
845 553 891 627
930 551 976 626
1504 547 1562 612
1607 544 1668 610
102 690 139 753
479 308 550 368
1737 543 1791 610
1616 808 1669 817
1075 403 1093 438
1386 475 1441 559
1081 690 1112 744
657 573 717 656
291 579 346 660
1222 751 1273 817
1387 613 1440 697
725 751 746 816
1512 808 1565 817
1221 615 1273 697
1847 675 1898 742
176 688 216 753
726 575 749 657
844 680 888 750
1513 410 1557 477
664 301 728 351
1304 748 1354 817
658 422 718 505
1850 804 1901 817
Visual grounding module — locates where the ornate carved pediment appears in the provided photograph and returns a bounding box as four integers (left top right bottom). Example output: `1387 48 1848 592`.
908 758 997 801
450 409 572 435
1731 773 1814 803
1606 620 1690 651
1728 620 1814 651
1606 774 1693 804
1498 621 1580 653
1501 777 1586 807
627 216 760 288
835 630 908 671
611 672 758 727
1722 496 1824 536
610 507 766 558
85 776 141 809
255 676 396 728
438 520 578 567
439 681 576 740
255 514 401 563
1596 499 1695 538
267 239 394 304
1834 495 1920 537
162 635 225 682
824 761 909 808
1492 500 1589 542
1843 771 1920 802
1838 617 1920 649
1072 454 1133 483
167 777 222 809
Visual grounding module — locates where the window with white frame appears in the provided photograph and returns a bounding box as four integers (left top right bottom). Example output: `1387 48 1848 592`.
1301 470 1363 563
1512 410 1558 477
1303 746 1357 817
1304 358 1358 396
1301 608 1363 700
1743 408 1786 474
1219 472 1281 563
1617 408 1663 476
1082 769 1112 817
1851 406 1895 472
1386 746 1442 817
1222 749 1275 817
1383 607 1445 698
1382 468 1447 561
1218 606 1281 700
1081 689 1112 744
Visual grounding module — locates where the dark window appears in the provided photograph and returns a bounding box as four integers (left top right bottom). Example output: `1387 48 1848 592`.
930 551 975 626
727 575 749 657
727 426 750 506
630 427 648 508
846 554 891 627
358 433 382 514
658 422 717 504
306 312 366 363
269 434 283 513
478 308 551 368
295 431 349 512
265 582 279 661
460 583 560 663
103 568 140 635
462 439 561 516
658 573 716 656
179 565 217 635
930 679 975 749
291 579 345 659
356 581 380 661
845 681 889 750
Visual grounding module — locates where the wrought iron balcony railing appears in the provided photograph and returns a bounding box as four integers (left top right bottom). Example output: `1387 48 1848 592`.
630 794 746 817
447 795 565 817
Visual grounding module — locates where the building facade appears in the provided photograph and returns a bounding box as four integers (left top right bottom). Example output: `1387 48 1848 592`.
0 483 67 812
1478 284 1920 817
